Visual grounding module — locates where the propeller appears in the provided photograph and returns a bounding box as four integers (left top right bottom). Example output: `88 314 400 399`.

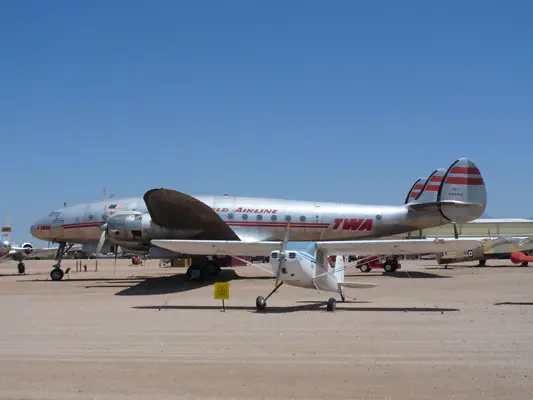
95 187 109 254
453 223 459 239
275 223 291 287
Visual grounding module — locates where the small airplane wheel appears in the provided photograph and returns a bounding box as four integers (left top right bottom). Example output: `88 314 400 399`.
360 264 371 273
256 296 266 311
326 297 336 312
50 268 64 281
17 262 25 274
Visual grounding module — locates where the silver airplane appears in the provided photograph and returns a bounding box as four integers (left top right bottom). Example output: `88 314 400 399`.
30 157 487 281
1 226 59 274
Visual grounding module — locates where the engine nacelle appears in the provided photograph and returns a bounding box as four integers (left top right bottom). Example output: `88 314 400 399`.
105 211 205 250
22 243 33 255
106 211 150 244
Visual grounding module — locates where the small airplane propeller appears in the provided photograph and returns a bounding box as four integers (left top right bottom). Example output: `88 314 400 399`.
275 223 291 287
453 223 458 239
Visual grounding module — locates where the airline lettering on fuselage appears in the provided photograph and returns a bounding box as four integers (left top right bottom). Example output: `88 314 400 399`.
212 207 279 214
36 224 52 231
332 218 373 231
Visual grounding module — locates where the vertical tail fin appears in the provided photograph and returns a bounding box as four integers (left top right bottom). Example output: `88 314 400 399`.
334 255 344 283
405 158 487 223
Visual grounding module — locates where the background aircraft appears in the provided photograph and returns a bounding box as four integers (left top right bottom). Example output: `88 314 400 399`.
1 225 58 273
436 236 533 267
30 157 487 281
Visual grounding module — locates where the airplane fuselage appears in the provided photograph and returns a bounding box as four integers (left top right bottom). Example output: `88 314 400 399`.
31 194 448 247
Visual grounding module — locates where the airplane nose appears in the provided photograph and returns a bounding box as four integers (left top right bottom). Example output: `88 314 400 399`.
30 222 44 239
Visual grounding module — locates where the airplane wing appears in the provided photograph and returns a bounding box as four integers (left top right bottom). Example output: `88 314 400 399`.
152 239 283 257
143 189 240 241
315 238 484 256
152 238 483 258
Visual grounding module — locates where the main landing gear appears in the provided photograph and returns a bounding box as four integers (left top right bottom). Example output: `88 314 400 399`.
49 242 73 281
17 262 25 274
186 260 222 282
255 282 341 313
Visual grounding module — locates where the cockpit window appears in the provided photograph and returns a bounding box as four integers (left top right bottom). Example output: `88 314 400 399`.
108 204 117 209
48 211 61 217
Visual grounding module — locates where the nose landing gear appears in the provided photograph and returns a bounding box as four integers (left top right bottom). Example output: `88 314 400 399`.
49 242 72 281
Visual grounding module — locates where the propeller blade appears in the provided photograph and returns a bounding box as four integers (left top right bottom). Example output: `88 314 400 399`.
95 230 106 254
453 223 458 239
113 247 118 275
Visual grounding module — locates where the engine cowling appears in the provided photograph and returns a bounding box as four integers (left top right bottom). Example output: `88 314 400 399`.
22 243 33 255
106 211 150 245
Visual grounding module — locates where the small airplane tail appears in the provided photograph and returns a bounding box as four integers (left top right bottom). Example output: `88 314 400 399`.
405 158 487 223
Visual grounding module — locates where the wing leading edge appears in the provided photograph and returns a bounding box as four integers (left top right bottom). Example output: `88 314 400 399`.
152 238 484 257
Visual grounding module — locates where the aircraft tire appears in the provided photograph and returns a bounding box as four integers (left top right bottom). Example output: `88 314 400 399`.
255 296 266 311
206 261 221 276
186 264 205 281
326 298 336 312
17 262 25 274
50 268 64 281
522 262 528 267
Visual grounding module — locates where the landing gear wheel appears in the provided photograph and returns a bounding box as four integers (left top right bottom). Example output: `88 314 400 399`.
478 260 487 267
383 263 395 273
360 264 371 273
186 264 202 281
17 262 25 274
326 298 337 312
50 268 64 281
256 296 266 311
206 261 221 276
522 262 529 267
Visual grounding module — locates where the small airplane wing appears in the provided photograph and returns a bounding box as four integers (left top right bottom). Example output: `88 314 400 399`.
316 238 484 256
152 239 283 257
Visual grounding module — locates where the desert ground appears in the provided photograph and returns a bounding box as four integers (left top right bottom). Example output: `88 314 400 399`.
0 257 532 399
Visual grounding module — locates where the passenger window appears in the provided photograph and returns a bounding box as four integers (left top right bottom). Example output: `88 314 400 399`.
300 216 306 222
256 215 263 221
271 215 277 221
242 214 248 220
228 213 234 220
285 215 291 221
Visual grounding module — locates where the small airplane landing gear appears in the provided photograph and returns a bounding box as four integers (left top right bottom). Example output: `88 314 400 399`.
50 266 64 281
255 282 284 311
339 288 346 302
326 297 337 312
17 262 25 274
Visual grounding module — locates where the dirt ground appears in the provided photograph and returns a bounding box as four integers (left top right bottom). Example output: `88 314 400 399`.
0 258 532 399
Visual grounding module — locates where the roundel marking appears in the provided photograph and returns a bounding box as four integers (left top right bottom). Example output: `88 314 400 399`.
467 249 474 258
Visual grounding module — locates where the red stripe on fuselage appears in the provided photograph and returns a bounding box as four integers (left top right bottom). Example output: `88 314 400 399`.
61 221 105 229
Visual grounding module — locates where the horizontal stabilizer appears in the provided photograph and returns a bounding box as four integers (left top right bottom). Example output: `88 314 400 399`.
405 158 487 223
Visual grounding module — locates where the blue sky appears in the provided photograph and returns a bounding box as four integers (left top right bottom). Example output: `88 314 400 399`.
1 0 532 244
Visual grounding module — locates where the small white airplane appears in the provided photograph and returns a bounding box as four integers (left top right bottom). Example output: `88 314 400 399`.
153 225 484 311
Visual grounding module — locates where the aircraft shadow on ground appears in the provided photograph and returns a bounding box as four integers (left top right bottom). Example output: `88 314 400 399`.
133 302 459 314
380 271 451 279
114 269 270 296
494 302 533 306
